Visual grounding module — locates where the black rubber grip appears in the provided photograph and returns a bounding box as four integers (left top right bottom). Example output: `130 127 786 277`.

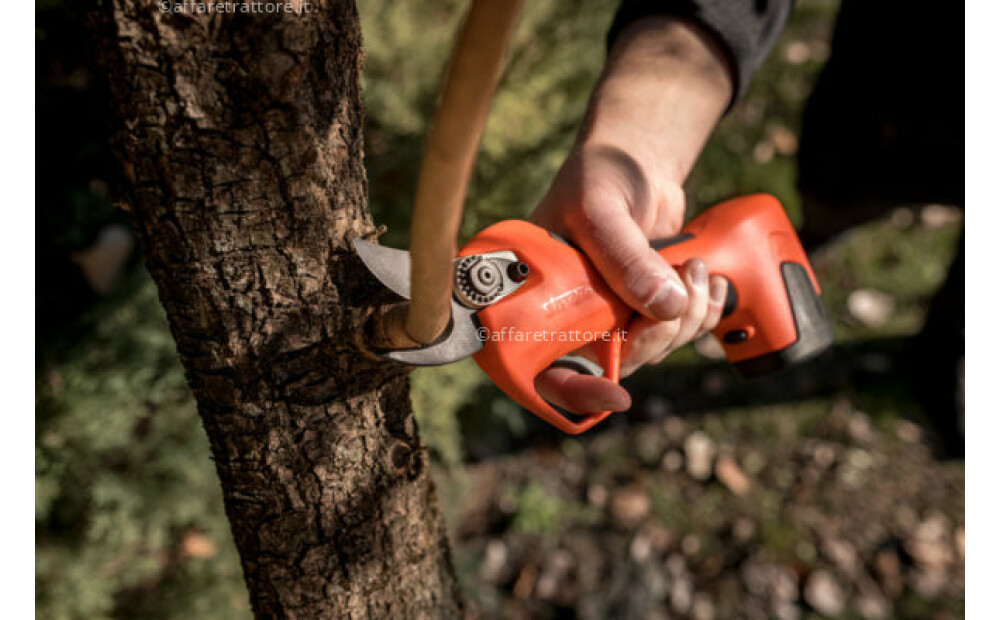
734 262 834 376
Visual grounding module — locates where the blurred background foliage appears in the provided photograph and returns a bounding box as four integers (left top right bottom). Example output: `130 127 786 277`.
36 0 962 618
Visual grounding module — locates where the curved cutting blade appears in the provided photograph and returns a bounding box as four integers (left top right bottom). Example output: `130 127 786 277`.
353 239 412 298
386 302 483 365
353 238 483 365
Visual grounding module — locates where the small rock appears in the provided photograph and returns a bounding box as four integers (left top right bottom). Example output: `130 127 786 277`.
536 549 574 601
784 40 810 64
829 397 854 425
642 564 671 604
910 566 948 598
810 40 831 62
774 603 800 620
681 534 701 557
630 533 653 563
848 289 895 328
180 530 217 559
663 416 687 441
684 431 716 481
480 539 509 583
670 577 693 614
753 141 775 164
796 541 818 563
587 483 608 508
890 207 915 228
691 593 715 620
894 419 923 443
742 561 798 608
847 413 876 445
804 570 845 617
535 573 557 601
662 450 684 472
550 549 574 572
715 455 751 496
894 505 919 531
610 487 651 529
772 565 799 603
636 432 665 466
908 513 954 568
773 464 798 491
40 430 64 450
920 204 962 229
563 459 586 487
69 224 136 295
856 589 891 619
812 442 837 469
874 549 903 597
799 465 822 485
838 459 866 488
741 560 769 596
46 368 65 396
496 487 518 514
743 450 768 475
821 538 858 577
733 517 756 543
666 553 687 577
738 100 765 125
640 522 674 554
694 334 726 359
768 125 799 155
846 448 874 470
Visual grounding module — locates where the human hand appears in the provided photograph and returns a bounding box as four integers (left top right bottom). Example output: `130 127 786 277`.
530 16 733 415
531 145 729 414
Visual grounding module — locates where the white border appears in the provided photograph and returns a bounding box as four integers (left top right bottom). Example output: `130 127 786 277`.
965 2 991 617
4 0 36 616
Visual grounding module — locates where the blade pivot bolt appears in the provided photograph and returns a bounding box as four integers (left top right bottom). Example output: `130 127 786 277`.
507 261 530 282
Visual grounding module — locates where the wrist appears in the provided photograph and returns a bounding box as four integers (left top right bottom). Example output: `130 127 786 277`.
577 16 732 186
607 16 733 101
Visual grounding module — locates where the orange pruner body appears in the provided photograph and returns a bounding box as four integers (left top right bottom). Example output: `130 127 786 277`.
461 194 832 434
461 220 633 433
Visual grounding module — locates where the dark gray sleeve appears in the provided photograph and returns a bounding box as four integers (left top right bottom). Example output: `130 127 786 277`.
607 0 794 110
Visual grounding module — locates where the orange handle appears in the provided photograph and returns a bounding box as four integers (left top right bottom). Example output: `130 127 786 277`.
655 194 821 365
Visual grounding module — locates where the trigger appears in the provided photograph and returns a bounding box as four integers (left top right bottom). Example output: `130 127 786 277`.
722 278 738 317
550 355 604 378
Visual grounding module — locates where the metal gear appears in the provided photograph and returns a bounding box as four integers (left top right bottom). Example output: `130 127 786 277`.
454 255 505 308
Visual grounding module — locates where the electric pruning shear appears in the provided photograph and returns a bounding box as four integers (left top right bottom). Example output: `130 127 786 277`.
354 193 833 434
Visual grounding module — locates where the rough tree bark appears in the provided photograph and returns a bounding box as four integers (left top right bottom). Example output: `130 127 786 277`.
86 1 462 617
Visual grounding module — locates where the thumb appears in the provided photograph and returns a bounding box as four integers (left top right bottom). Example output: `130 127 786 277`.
571 200 689 321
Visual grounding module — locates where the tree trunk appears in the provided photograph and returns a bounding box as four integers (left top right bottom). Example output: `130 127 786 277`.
85 1 462 617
